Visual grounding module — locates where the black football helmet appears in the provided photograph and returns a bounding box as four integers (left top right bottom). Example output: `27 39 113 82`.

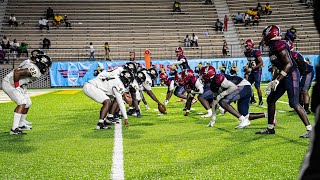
136 71 146 85
31 50 45 61
119 70 134 88
123 62 137 74
34 54 52 74
147 68 158 80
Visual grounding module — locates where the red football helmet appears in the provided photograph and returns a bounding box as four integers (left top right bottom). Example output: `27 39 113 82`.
159 72 169 83
262 25 282 45
175 47 184 56
174 72 185 86
213 74 225 85
199 66 216 83
245 39 254 52
183 69 194 84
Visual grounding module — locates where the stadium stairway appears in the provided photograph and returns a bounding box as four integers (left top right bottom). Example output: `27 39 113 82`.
213 0 242 56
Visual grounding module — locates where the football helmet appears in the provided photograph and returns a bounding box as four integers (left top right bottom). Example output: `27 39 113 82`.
31 49 45 61
123 62 137 74
175 47 184 56
245 39 254 52
119 70 134 87
147 68 158 80
174 72 185 86
34 54 52 74
262 25 282 45
136 71 146 85
183 69 194 84
199 66 216 83
159 72 169 84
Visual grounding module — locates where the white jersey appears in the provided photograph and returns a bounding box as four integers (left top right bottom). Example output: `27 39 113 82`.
141 71 152 91
3 59 41 87
89 76 125 97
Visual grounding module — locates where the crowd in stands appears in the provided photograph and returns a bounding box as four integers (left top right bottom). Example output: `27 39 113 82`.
0 35 30 62
232 3 272 27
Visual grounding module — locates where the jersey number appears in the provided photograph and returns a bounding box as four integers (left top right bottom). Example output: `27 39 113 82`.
29 67 37 76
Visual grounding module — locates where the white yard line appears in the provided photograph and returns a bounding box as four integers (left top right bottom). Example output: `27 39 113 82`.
111 119 125 180
0 89 55 103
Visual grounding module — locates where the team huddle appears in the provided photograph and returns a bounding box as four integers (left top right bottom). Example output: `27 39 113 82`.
2 25 314 138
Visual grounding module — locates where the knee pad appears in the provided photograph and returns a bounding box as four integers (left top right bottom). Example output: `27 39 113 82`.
17 98 27 106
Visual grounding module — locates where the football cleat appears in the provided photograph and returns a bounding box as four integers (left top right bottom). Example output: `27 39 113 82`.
163 100 169 106
300 130 311 138
250 99 257 104
137 111 142 118
23 120 32 125
127 109 135 116
10 128 25 135
19 125 32 131
305 109 311 114
207 120 215 127
255 128 275 134
218 106 225 115
145 104 150 110
236 118 251 129
201 113 212 118
184 112 189 116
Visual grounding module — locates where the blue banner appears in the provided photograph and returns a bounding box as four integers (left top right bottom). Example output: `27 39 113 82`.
50 55 320 87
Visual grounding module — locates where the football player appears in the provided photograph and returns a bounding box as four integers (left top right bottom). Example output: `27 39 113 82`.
2 52 52 135
135 68 165 112
206 73 266 128
83 70 134 129
243 39 264 106
181 69 204 116
256 25 312 137
170 47 190 71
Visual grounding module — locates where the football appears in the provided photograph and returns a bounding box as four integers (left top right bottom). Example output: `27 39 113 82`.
158 103 167 114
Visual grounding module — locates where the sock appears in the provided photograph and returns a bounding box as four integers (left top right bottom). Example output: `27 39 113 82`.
238 115 245 122
21 114 27 121
207 109 212 115
107 114 114 118
304 103 309 110
245 114 249 119
12 112 22 130
19 114 28 126
259 96 262 102
98 119 104 123
186 110 190 113
264 112 268 118
268 124 274 129
306 125 312 131
128 107 134 110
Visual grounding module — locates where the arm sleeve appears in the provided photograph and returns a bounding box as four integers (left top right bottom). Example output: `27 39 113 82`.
112 87 128 120
220 79 237 97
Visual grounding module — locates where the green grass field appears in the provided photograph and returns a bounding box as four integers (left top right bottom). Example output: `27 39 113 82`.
0 86 315 179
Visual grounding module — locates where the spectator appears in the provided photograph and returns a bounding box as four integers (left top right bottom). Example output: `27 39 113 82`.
64 15 72 28
204 0 212 5
264 3 272 15
43 38 51 49
234 12 244 24
8 14 18 27
173 1 181 12
256 2 262 12
194 63 203 74
289 26 297 35
244 13 251 26
0 46 8 64
224 15 228 31
10 39 20 53
54 14 64 28
222 41 229 57
39 17 49 30
18 42 28 57
104 42 111 61
215 19 223 31
46 7 54 19
88 42 95 61
1 36 10 49
252 14 259 26
184 35 191 47
190 33 199 47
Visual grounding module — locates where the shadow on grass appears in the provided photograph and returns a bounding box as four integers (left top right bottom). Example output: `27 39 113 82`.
0 132 37 154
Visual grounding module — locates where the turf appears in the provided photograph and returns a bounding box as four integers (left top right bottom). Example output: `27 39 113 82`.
0 86 315 179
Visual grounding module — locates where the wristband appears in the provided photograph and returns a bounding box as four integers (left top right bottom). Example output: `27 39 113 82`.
280 70 287 77
14 81 19 88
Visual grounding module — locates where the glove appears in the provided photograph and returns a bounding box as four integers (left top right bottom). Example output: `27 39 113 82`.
269 79 280 91
216 94 223 102
265 82 272 96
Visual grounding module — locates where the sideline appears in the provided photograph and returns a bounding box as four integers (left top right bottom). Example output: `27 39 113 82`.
111 119 125 180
